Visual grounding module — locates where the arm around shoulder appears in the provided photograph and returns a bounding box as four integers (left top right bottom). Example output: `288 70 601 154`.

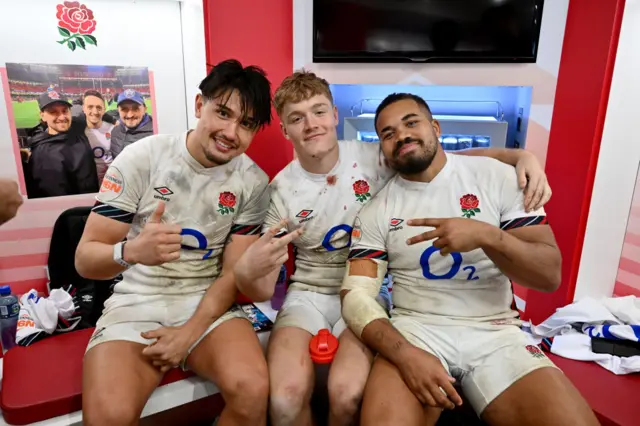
479 169 561 292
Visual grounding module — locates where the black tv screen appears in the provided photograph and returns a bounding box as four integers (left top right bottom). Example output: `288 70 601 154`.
313 0 545 63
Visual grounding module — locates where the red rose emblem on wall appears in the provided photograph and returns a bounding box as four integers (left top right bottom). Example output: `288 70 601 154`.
56 2 98 51
218 191 236 215
460 194 481 218
353 179 371 203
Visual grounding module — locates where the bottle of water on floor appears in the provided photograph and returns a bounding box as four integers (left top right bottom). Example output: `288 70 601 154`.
0 285 19 353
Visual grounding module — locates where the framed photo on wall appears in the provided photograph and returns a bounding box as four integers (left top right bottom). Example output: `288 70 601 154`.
3 62 157 199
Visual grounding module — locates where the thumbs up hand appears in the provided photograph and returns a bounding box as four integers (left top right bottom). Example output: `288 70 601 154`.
125 202 183 266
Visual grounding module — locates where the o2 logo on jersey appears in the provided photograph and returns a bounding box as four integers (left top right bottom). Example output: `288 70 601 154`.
180 228 213 260
93 146 105 159
420 246 479 281
322 224 353 252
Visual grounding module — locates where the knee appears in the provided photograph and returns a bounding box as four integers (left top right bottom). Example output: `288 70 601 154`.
221 368 270 421
270 376 314 422
83 395 140 426
328 377 365 419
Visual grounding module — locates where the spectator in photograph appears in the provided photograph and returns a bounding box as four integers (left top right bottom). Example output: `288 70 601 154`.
27 91 99 198
83 90 115 183
110 89 154 158
0 179 23 226
71 98 84 117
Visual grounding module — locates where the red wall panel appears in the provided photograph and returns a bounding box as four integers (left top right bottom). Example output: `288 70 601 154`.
525 0 625 324
203 0 294 180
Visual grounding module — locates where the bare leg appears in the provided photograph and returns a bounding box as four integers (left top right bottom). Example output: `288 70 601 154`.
481 367 600 426
327 329 374 426
268 326 316 426
83 341 163 426
360 356 441 426
187 318 269 426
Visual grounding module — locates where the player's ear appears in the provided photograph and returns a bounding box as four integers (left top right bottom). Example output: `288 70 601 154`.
280 122 290 140
194 94 204 119
431 119 441 137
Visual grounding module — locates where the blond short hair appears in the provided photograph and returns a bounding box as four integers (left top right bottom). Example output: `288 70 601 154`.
274 70 333 117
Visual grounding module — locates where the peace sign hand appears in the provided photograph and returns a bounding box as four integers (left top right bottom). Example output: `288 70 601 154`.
233 220 303 285
406 217 493 255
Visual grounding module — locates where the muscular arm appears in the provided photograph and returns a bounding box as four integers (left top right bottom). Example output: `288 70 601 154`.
455 147 526 166
75 212 131 280
237 266 280 302
182 233 260 336
481 224 561 292
340 258 413 366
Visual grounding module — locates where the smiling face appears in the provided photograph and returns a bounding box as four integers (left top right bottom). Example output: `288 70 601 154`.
376 98 442 175
280 94 339 160
117 100 146 129
40 103 71 134
82 95 104 126
190 89 258 167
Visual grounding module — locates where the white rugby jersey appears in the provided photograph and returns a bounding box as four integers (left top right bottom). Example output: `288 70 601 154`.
85 121 115 182
263 140 395 293
350 153 548 322
94 132 269 295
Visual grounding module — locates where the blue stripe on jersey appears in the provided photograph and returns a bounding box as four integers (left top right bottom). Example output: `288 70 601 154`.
92 201 135 224
230 224 262 235
348 248 388 261
500 215 548 230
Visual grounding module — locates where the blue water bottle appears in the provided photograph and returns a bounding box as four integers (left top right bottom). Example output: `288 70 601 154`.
271 265 287 310
0 285 19 353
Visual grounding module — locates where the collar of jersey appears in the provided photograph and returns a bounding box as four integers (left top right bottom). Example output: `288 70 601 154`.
179 130 237 178
396 152 454 190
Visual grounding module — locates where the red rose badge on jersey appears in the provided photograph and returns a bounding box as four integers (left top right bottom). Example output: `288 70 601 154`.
460 193 481 218
353 180 371 203
217 191 236 215
56 1 98 51
525 344 546 359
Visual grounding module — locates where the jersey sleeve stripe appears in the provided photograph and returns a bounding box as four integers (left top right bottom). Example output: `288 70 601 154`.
92 201 135 224
540 337 554 353
500 215 548 230
348 248 389 260
230 224 262 235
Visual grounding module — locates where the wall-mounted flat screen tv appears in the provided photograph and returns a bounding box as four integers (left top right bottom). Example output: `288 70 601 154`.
313 0 545 63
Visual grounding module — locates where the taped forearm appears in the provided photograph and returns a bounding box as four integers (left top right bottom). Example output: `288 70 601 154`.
340 260 389 337
342 289 389 337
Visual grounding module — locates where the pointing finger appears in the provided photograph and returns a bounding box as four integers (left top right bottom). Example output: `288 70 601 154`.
406 229 443 246
273 227 303 248
407 218 442 227
261 219 288 243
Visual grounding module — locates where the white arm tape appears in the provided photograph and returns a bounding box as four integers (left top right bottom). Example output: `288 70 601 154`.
341 259 389 337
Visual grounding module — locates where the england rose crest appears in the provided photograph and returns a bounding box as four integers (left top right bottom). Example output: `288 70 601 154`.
217 191 236 215
525 344 546 359
56 1 98 51
353 179 371 203
460 193 480 218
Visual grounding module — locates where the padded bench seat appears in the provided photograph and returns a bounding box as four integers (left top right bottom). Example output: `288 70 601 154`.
547 353 640 426
0 328 195 425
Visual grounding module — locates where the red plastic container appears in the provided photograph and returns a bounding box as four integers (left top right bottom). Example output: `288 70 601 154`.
309 328 339 364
